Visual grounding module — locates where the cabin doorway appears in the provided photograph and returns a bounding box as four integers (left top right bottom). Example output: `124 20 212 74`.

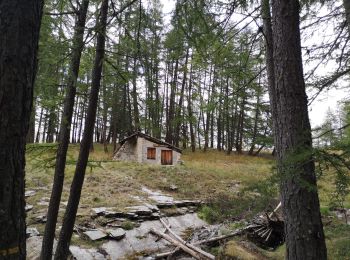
161 150 173 165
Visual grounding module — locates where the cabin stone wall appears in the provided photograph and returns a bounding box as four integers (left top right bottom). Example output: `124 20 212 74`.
139 137 181 165
113 141 137 161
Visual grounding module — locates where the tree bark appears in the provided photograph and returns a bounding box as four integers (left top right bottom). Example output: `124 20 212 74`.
174 48 189 147
40 1 90 259
187 61 196 152
26 105 36 143
269 0 327 258
0 0 43 258
343 0 350 35
54 0 108 257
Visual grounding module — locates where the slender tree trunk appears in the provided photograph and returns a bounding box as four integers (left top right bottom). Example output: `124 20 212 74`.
174 48 189 147
26 104 36 143
269 0 327 258
166 59 178 144
41 1 90 259
42 111 48 143
54 0 108 257
72 95 80 143
0 0 43 258
343 0 350 35
187 61 196 152
78 95 86 143
203 67 212 152
132 56 140 130
35 107 44 143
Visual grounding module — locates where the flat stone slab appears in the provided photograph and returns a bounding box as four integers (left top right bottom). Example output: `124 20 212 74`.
35 215 47 223
141 187 174 204
25 204 33 211
92 207 109 215
27 236 104 260
83 230 108 241
107 228 126 240
25 190 36 197
69 246 106 260
125 205 153 216
37 201 50 206
26 227 39 237
102 213 208 259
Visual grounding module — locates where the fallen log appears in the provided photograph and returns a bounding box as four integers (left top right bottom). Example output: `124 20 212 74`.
159 218 215 260
193 228 246 246
150 228 202 259
154 227 249 259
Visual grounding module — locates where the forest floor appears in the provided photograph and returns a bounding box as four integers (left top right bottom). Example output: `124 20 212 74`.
25 144 350 259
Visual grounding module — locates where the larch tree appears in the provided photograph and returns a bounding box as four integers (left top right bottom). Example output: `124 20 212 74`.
54 0 109 257
0 0 43 258
267 0 327 258
41 0 90 258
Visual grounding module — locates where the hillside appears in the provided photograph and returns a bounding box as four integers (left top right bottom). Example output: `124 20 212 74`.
25 144 350 259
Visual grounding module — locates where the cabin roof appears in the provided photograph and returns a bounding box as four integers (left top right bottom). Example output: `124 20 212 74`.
119 132 182 153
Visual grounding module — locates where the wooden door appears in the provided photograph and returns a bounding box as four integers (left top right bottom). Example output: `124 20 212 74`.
161 150 173 165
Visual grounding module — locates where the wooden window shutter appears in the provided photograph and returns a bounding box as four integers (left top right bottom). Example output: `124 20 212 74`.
147 147 156 159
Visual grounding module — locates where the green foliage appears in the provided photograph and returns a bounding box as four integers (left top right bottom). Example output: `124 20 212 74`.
120 221 135 230
198 176 278 224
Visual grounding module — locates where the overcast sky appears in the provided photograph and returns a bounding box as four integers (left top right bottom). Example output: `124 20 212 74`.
159 0 349 127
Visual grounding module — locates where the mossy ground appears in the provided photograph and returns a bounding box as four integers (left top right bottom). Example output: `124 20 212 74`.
25 144 350 258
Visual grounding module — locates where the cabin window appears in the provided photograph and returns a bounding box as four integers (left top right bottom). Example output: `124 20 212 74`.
147 147 156 159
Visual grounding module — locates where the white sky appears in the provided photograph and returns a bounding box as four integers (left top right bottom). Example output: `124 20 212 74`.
159 0 349 128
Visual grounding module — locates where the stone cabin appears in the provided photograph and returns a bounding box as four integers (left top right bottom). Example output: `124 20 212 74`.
113 132 182 165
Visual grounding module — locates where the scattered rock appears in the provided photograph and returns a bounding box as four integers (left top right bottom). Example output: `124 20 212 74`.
107 228 126 240
104 210 124 218
150 212 161 220
37 201 50 206
144 203 159 212
92 207 108 216
25 204 33 212
83 230 108 241
35 215 47 223
125 205 153 216
25 190 36 197
125 212 139 220
156 202 176 208
170 184 178 191
106 222 123 228
26 227 39 237
174 200 202 207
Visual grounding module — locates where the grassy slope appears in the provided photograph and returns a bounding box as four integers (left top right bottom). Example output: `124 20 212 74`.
25 144 350 259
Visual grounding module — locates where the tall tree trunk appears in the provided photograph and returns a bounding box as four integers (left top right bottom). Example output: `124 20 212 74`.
174 48 189 147
166 59 178 144
26 104 36 143
0 0 43 258
187 61 196 152
54 0 108 257
35 107 44 143
203 67 212 152
41 1 90 259
41 111 48 142
343 0 350 35
132 56 140 130
248 91 261 155
269 0 327 258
